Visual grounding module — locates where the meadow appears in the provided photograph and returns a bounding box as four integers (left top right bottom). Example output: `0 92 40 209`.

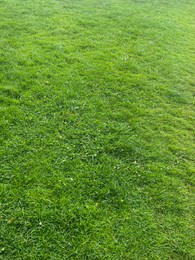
0 0 195 259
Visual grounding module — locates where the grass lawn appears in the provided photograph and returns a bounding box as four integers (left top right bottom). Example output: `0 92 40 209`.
0 0 195 259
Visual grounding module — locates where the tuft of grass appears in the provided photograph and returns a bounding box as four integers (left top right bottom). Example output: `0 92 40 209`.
0 0 195 259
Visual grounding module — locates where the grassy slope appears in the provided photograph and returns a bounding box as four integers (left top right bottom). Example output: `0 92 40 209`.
0 0 195 259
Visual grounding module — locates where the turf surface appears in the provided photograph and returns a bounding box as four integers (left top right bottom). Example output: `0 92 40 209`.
0 0 195 259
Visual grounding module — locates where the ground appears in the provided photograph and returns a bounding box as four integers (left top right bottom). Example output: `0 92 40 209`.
0 0 195 259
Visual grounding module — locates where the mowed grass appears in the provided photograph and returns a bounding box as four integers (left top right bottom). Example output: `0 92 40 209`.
0 0 195 259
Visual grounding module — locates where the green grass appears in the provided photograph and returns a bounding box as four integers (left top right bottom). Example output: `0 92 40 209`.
0 0 195 259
